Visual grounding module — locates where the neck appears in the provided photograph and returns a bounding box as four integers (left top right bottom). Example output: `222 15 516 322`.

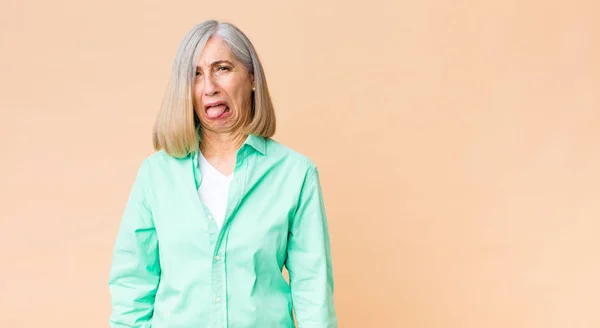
199 130 247 160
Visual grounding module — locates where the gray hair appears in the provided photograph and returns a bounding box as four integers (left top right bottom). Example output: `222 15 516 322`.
152 20 276 158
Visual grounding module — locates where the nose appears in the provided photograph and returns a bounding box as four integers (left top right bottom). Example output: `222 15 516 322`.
203 73 219 97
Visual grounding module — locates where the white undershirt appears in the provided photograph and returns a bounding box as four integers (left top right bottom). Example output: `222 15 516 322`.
197 152 233 230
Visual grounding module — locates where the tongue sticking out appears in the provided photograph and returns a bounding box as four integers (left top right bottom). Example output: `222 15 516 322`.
206 105 228 119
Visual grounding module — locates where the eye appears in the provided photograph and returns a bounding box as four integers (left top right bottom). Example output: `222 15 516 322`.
217 66 231 72
195 71 201 76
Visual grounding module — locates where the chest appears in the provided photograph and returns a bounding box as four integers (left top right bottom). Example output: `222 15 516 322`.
149 165 300 261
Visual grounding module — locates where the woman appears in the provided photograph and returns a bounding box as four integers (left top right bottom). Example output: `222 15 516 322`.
108 20 337 328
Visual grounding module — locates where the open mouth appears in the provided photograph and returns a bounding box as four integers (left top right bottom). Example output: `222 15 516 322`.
204 102 230 119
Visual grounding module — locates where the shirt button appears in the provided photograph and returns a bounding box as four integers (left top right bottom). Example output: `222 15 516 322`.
215 256 221 261
208 215 213 220
216 297 222 303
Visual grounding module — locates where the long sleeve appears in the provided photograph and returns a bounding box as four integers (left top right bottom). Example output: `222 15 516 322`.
108 161 161 328
286 165 337 328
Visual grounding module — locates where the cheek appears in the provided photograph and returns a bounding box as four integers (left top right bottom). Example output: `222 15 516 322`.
192 87 203 109
193 84 202 99
231 84 252 105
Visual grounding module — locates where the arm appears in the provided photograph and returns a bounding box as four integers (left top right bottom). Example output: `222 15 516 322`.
108 161 161 328
286 165 338 328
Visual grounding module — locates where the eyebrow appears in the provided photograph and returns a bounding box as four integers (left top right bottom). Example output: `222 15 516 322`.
196 60 234 70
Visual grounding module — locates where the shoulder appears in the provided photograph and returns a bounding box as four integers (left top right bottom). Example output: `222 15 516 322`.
265 138 318 173
134 149 191 177
143 149 194 165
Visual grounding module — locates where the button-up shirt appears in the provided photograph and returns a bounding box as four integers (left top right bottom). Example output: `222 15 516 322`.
108 134 337 327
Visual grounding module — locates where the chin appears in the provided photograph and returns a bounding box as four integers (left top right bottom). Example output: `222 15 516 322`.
203 119 239 132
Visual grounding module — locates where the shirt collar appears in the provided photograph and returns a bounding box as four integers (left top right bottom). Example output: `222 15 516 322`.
192 134 267 164
243 134 267 155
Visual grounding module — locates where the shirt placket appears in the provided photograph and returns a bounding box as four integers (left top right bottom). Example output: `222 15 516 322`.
211 245 227 328
206 146 250 328
192 151 227 327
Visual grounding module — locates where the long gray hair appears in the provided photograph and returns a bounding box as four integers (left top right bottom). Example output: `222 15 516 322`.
152 20 276 158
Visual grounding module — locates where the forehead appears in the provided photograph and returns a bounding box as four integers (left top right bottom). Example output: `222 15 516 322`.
197 37 236 65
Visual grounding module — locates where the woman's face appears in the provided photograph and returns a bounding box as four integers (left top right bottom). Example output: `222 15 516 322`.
193 36 254 134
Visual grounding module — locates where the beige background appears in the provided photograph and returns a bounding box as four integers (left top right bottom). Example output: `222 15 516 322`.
1 0 599 327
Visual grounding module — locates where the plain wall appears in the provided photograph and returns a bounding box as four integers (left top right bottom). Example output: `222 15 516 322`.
1 0 599 326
